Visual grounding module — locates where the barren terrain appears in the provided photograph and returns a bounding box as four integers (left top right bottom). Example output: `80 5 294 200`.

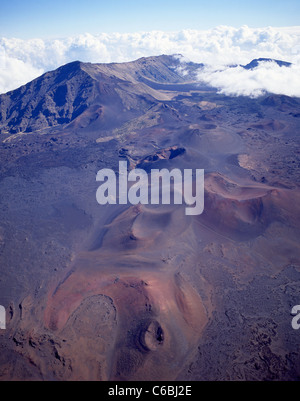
0 55 299 380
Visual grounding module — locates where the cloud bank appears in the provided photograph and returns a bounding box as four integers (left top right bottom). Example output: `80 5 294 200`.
1 25 300 97
195 61 300 97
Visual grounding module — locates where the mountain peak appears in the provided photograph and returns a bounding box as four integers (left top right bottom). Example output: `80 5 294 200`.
0 60 95 133
242 58 292 70
0 55 189 134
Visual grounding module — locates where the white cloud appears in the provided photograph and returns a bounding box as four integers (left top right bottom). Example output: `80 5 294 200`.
196 61 300 98
0 25 300 96
0 49 43 94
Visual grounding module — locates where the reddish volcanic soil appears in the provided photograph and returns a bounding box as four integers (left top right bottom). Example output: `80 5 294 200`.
41 172 300 380
43 203 209 380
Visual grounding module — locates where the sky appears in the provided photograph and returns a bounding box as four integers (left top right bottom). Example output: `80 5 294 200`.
1 0 300 39
0 0 300 97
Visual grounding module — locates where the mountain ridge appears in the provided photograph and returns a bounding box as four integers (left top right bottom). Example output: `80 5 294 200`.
0 55 195 134
242 57 292 69
0 55 297 135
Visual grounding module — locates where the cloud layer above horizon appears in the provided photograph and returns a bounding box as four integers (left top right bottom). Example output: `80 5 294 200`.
196 62 300 97
1 25 300 97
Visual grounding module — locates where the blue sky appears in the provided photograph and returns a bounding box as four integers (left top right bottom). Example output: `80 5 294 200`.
0 0 299 39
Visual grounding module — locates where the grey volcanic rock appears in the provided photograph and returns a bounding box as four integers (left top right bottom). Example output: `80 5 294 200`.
0 55 300 381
